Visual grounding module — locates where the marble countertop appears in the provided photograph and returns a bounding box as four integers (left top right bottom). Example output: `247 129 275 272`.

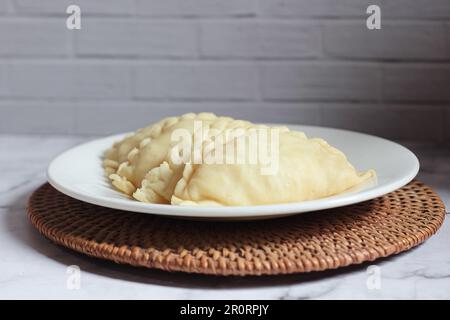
0 134 449 300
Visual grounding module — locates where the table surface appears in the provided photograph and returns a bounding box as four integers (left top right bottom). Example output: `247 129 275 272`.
0 134 449 300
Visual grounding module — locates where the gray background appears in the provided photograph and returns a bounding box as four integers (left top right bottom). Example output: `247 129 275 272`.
0 0 449 145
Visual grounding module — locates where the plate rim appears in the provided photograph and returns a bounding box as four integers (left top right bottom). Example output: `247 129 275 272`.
47 125 420 218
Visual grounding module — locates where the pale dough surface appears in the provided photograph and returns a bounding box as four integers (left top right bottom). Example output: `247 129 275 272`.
104 113 374 206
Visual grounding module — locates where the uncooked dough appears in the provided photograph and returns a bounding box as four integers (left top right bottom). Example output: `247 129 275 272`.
104 113 375 206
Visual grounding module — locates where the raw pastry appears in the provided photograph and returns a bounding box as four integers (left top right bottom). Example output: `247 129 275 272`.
104 113 375 206
105 113 254 203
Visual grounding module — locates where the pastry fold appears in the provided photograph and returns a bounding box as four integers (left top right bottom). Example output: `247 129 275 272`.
104 113 375 206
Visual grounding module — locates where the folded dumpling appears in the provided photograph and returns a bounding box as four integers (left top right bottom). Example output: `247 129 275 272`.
104 113 255 203
104 113 375 206
171 130 374 206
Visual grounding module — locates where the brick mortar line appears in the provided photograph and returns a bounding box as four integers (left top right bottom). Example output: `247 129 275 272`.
2 14 450 22
3 58 450 66
1 56 450 63
1 97 449 104
0 98 448 106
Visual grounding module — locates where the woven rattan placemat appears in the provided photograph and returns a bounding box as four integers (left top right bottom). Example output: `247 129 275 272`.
27 181 445 276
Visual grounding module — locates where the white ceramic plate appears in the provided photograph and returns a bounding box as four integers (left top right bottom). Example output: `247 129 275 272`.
47 125 419 220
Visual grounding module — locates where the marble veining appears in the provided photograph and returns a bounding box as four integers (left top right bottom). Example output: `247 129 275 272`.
0 134 448 299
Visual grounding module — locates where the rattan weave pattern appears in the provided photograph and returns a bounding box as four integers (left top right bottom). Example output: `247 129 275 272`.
27 181 445 276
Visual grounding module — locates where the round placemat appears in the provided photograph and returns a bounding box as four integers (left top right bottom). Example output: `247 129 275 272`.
27 181 445 276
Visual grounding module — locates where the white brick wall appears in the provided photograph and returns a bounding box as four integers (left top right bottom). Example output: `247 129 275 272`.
0 0 449 144
382 64 450 102
262 0 450 18
446 109 450 142
261 62 381 101
134 62 259 100
135 0 257 17
3 62 132 99
200 21 321 58
14 0 136 16
0 19 68 57
75 19 198 58
0 1 10 14
0 64 8 96
323 22 449 60
320 104 445 141
381 0 450 18
260 0 370 18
